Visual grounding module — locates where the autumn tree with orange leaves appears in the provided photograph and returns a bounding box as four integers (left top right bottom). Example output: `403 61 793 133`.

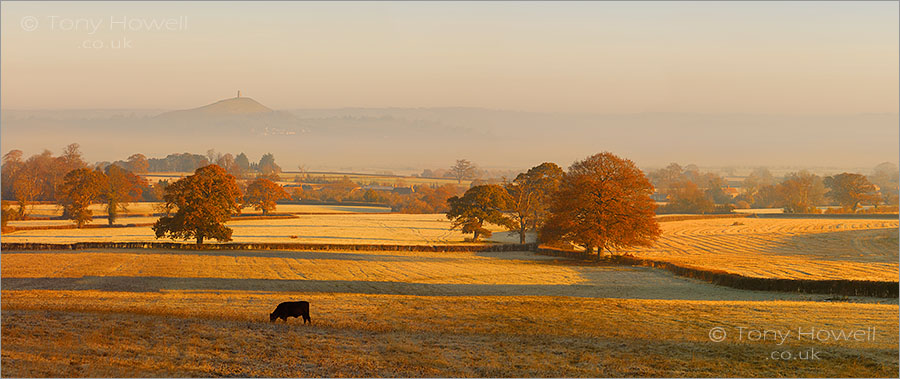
244 177 289 216
56 168 106 228
540 152 660 258
102 164 147 225
153 165 242 244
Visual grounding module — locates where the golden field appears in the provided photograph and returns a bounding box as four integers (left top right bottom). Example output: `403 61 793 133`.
2 247 898 377
10 202 391 220
2 296 897 377
4 215 897 282
141 171 471 189
3 213 504 245
629 218 899 282
2 216 898 376
2 249 867 301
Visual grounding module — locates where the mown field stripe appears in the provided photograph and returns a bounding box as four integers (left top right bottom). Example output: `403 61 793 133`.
535 246 899 298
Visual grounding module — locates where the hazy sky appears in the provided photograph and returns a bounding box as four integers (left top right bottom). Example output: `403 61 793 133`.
1 1 897 114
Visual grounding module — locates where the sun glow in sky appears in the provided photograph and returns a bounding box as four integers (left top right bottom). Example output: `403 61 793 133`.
1 1 897 114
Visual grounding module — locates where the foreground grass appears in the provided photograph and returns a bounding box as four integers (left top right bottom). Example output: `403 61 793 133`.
2 292 897 377
2 243 897 376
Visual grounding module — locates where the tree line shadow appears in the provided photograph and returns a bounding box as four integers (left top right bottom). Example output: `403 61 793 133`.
0 272 823 302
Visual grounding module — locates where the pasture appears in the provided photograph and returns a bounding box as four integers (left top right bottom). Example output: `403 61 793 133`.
4 215 896 282
2 247 898 377
141 171 471 189
629 218 899 282
2 216 898 376
2 213 509 245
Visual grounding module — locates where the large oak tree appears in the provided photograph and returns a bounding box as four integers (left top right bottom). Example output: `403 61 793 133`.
152 164 242 244
446 184 515 242
540 152 660 258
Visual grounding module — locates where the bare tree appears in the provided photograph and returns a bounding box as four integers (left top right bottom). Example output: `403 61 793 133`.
450 159 478 184
506 162 563 243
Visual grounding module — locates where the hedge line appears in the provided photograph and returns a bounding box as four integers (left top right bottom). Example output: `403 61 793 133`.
4 223 155 232
754 213 899 220
654 213 898 222
656 214 750 223
1 241 538 253
278 200 393 209
535 246 898 298
2 214 299 233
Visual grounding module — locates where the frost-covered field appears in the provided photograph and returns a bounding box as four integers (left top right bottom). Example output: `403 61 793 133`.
2 247 897 377
3 213 509 245
630 218 899 281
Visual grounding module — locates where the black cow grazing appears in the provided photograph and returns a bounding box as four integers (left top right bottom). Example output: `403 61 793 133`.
270 301 311 324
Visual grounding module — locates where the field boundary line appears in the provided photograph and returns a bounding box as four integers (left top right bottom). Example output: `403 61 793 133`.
535 246 899 298
753 213 899 220
0 241 538 253
1 214 301 233
656 214 749 222
655 213 899 222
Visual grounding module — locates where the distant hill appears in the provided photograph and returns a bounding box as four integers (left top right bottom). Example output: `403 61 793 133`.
150 96 309 137
156 96 272 118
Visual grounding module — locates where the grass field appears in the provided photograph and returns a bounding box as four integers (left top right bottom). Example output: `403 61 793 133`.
4 216 896 282
629 218 899 282
2 214 510 245
3 215 898 376
1 249 863 301
141 171 471 189
2 247 897 377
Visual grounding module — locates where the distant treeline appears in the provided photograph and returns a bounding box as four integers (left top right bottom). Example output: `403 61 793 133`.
0 144 468 228
1 146 285 204
100 149 279 176
647 163 899 214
